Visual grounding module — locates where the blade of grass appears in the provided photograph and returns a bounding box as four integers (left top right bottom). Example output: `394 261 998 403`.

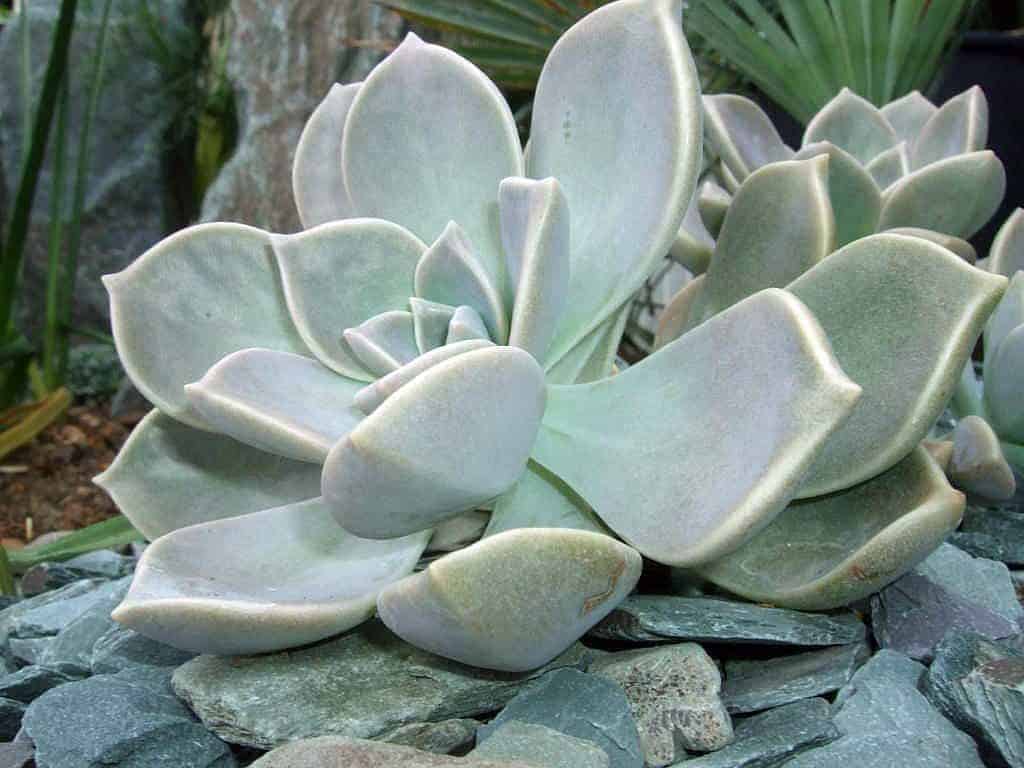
777 0 843 102
41 75 69 392
863 0 891 104
477 0 573 32
0 547 14 597
8 515 143 572
885 0 924 102
895 0 968 95
380 0 558 50
830 0 868 96
0 385 70 462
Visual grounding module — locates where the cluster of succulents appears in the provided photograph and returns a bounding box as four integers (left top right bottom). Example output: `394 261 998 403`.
96 0 1010 672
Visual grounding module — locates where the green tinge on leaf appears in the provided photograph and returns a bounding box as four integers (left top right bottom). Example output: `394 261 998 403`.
789 234 1007 497
802 88 897 165
988 208 1024 278
486 461 608 537
880 91 936 144
910 85 988 171
986 324 1024 445
343 311 420 377
794 142 881 248
698 447 964 610
865 141 909 192
703 93 794 182
947 416 1017 501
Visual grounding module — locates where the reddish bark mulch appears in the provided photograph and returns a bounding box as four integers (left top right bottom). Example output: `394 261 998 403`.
0 404 143 544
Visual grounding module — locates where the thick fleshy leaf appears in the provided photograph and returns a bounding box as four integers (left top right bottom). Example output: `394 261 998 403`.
794 142 881 248
698 447 964 610
272 219 425 380
654 274 705 350
531 289 862 567
104 224 309 428
544 301 630 384
415 222 507 343
714 158 742 194
341 33 522 293
323 346 546 538
485 461 607 537
446 305 490 343
670 189 716 275
702 94 793 182
878 151 1006 239
409 297 456 354
343 311 419 377
880 91 937 144
984 271 1024 369
185 349 364 463
377 528 641 671
95 411 321 540
788 234 1007 497
426 511 490 554
802 88 898 165
885 227 977 264
527 0 702 367
697 179 731 239
353 339 493 415
113 498 430 655
499 178 570 361
911 86 988 170
947 416 1017 500
693 158 834 326
292 83 360 228
988 208 1024 278
865 141 909 191
986 325 1024 444
924 439 954 471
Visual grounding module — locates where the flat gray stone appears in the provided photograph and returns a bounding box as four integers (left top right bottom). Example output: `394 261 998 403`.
0 731 34 768
470 720 609 768
7 579 124 640
0 665 79 704
0 581 104 657
953 507 1024 566
589 596 865 647
871 572 1019 661
476 669 642 768
21 551 134 597
90 625 195 675
379 719 478 755
23 666 236 768
784 651 985 767
722 642 870 714
591 643 732 765
924 631 1024 767
249 736 534 767
0 697 25 741
682 698 840 768
172 621 591 751
917 544 1023 625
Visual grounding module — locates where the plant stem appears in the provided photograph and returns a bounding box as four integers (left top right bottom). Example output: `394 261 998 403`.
0 547 15 596
42 75 69 392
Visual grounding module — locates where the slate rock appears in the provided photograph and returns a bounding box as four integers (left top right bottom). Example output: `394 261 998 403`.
7 578 124 640
172 620 590 751
20 551 133 597
590 643 732 765
380 719 479 755
0 698 25 741
470 720 609 768
924 631 1024 767
0 731 34 768
89 625 195 675
871 543 1024 662
200 0 401 232
23 666 236 767
0 581 103 649
476 669 642 768
589 595 865 647
954 507 1024 566
784 651 985 767
682 698 840 768
249 736 534 767
0 666 79 704
722 642 870 714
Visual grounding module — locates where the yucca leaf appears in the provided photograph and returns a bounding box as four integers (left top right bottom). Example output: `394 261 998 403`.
777 0 841 105
478 0 575 31
885 0 924 102
7 515 143 572
863 0 891 104
381 0 558 50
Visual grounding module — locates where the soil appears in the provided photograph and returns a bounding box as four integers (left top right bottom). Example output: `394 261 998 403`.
0 402 143 545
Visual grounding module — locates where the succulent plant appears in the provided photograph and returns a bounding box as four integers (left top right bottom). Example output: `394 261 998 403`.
953 209 1024 475
96 0 1006 672
670 86 1005 276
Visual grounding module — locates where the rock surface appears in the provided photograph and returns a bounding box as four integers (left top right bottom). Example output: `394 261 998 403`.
172 621 590 750
23 666 236 767
199 0 402 233
0 665 79 704
589 595 865 646
682 698 840 767
953 507 1024 566
21 551 133 597
249 736 534 767
784 651 985 767
590 643 732 765
722 642 870 714
476 669 642 768
89 625 196 675
0 696 25 740
380 719 479 755
470 720 610 768
917 544 1024 624
0 1 186 332
0 732 34 768
923 631 1024 767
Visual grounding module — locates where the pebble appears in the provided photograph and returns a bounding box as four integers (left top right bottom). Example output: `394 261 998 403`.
917 544 1023 624
0 731 34 768
722 642 870 714
0 665 79 704
89 625 195 675
20 552 133 597
681 698 840 767
380 719 479 755
476 668 642 768
0 697 25 741
589 595 866 647
7 578 124 641
783 651 985 767
923 631 1024 767
590 643 732 765
471 720 610 768
953 506 1024 566
172 620 590 751
248 736 534 767
23 666 236 768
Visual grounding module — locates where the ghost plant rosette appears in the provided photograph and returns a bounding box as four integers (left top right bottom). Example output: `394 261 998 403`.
97 0 1003 672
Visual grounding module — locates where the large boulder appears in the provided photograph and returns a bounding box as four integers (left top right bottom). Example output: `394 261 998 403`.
199 0 402 233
